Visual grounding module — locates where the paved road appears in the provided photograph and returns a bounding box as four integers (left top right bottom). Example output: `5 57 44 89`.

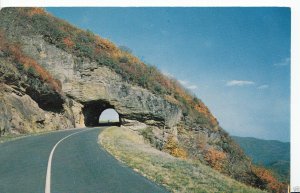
0 127 168 193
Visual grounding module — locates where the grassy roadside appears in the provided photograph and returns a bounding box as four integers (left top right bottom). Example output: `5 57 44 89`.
99 126 266 193
0 133 29 143
0 127 82 143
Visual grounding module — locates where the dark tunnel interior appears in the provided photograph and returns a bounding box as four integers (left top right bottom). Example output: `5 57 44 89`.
82 100 121 127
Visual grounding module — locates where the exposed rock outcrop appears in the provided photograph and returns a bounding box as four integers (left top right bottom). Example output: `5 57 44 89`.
0 8 279 190
20 35 182 128
0 84 74 134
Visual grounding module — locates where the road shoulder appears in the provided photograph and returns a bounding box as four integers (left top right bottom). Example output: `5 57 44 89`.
99 126 266 193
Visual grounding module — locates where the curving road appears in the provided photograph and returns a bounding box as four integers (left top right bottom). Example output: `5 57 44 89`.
0 127 168 193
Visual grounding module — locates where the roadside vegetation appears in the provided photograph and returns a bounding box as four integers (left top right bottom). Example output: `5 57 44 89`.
1 8 286 192
0 7 217 130
99 127 266 193
0 128 83 143
0 133 28 143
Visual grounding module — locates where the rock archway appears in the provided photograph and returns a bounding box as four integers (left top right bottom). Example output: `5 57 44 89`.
82 100 121 127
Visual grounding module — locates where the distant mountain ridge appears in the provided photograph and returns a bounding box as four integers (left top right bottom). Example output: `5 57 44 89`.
232 136 290 182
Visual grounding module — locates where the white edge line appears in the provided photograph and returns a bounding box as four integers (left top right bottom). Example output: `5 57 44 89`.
45 128 93 193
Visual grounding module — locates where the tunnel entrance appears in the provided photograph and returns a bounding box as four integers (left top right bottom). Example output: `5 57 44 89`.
99 108 120 126
82 101 121 127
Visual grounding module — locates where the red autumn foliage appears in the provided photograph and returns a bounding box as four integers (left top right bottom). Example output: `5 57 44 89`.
0 30 61 92
252 165 287 193
27 8 47 16
5 8 218 128
63 37 75 48
204 147 227 171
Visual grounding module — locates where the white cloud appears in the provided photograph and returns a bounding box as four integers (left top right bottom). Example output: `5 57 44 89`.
179 80 188 85
257 84 269 89
274 57 290 66
226 80 255 87
162 71 174 78
179 80 198 90
187 85 198 90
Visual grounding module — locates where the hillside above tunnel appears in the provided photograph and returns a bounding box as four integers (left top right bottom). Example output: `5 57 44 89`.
0 8 285 192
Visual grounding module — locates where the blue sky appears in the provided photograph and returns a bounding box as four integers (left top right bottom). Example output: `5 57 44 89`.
46 7 290 142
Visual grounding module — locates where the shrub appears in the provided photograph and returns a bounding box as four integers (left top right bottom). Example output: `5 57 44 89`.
251 166 287 193
32 14 66 44
204 147 227 171
196 132 208 150
15 62 25 72
152 82 166 95
5 8 219 131
119 45 132 53
140 127 155 144
195 115 210 125
119 56 129 63
77 33 92 44
163 135 187 159
138 74 148 87
75 43 93 58
27 8 46 16
27 66 38 77
62 37 75 48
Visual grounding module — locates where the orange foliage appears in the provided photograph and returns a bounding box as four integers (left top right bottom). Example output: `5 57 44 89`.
194 102 218 126
155 74 173 91
0 31 61 92
164 95 179 105
171 80 218 126
204 147 227 171
63 37 75 48
163 136 187 159
174 83 192 102
27 8 46 16
252 166 287 193
6 8 219 128
94 36 118 52
119 62 147 81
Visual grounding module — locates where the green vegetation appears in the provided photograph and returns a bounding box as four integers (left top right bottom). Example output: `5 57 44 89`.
232 136 290 183
99 127 266 193
0 7 216 130
140 127 156 145
0 133 27 143
27 66 38 77
0 129 59 143
0 8 286 192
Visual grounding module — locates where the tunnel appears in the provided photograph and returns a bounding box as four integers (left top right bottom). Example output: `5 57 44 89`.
82 100 121 127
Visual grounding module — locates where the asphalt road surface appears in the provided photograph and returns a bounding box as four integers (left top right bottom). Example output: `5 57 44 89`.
0 127 168 193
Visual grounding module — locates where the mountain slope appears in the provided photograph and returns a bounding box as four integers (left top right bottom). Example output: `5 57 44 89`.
232 136 290 182
0 7 286 192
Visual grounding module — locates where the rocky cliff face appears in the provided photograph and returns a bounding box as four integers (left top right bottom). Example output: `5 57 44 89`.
20 35 182 128
0 33 182 137
0 8 272 189
0 57 75 134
